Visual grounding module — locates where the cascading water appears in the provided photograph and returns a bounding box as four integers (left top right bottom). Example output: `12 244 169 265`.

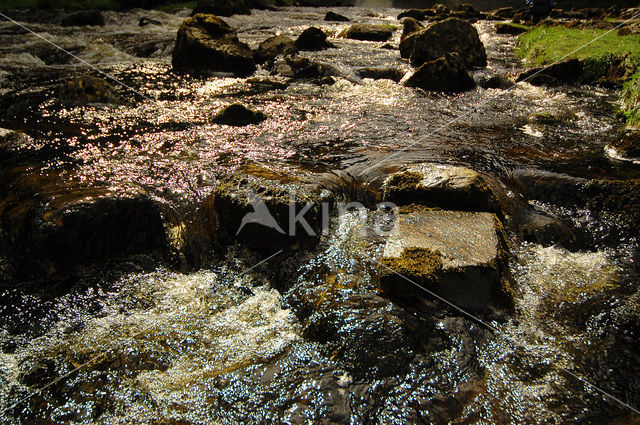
1 4 640 424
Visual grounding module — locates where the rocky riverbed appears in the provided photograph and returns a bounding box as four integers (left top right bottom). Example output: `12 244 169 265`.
1 3 640 424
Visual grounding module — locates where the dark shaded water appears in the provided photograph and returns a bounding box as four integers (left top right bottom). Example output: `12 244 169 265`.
1 6 640 424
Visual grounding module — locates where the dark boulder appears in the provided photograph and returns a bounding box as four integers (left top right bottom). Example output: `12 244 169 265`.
355 67 405 82
401 17 423 41
60 11 105 27
400 17 487 69
324 11 350 22
339 23 395 42
404 53 476 93
206 169 331 252
295 27 335 51
254 35 297 64
172 14 256 76
495 22 528 35
397 9 428 21
477 74 512 89
516 58 584 86
212 103 266 126
0 180 168 282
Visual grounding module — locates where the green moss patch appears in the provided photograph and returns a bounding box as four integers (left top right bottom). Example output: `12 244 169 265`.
516 26 640 128
380 247 443 283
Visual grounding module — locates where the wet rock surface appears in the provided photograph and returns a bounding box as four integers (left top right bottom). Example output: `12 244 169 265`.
255 34 297 64
324 11 350 22
495 22 528 35
172 14 256 76
354 66 404 82
295 26 335 51
339 23 395 41
379 207 514 313
517 58 585 86
1 5 640 425
401 17 487 68
212 103 267 126
405 53 476 92
207 170 331 252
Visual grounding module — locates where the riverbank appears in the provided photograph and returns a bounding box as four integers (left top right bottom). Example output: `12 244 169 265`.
516 25 640 128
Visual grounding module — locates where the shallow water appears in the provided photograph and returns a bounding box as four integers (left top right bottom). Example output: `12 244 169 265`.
1 5 640 424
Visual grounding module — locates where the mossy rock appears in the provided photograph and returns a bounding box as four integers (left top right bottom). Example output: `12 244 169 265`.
379 208 514 313
400 17 487 68
206 171 332 252
172 14 256 76
382 162 517 220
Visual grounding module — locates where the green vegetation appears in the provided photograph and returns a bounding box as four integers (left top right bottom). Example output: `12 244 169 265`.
516 26 640 128
1 0 194 10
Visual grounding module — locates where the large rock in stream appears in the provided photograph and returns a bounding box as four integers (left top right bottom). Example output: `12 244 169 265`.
254 35 297 64
338 24 395 41
382 163 577 248
400 17 487 68
172 14 256 76
404 53 476 92
206 168 332 252
379 207 514 313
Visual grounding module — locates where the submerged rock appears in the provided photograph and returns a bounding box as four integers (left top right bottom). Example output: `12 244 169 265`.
172 14 256 76
355 66 405 82
212 103 266 126
325 11 350 22
207 169 331 251
400 17 487 69
379 207 514 313
254 35 297 64
295 27 335 51
60 11 105 27
404 53 476 93
495 22 528 35
339 24 395 42
0 182 168 282
58 75 124 106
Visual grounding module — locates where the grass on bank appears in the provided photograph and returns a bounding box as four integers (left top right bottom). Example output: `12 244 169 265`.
516 26 640 128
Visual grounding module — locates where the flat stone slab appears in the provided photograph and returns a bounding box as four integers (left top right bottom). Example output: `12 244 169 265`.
380 209 513 312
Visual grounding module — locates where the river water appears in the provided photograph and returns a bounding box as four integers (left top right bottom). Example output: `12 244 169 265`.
1 5 639 424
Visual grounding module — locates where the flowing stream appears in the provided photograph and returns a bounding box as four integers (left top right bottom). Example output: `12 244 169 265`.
1 5 640 424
